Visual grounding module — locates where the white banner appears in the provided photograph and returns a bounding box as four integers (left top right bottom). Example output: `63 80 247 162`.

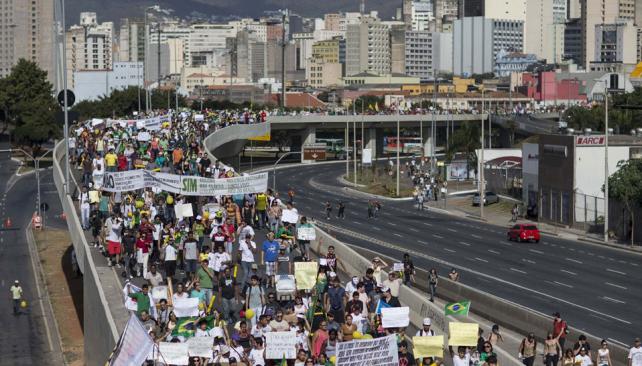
296 226 316 241
381 307 410 328
102 170 269 196
265 331 298 359
335 335 399 366
106 115 170 131
159 342 189 365
109 314 155 366
188 337 214 358
173 297 200 318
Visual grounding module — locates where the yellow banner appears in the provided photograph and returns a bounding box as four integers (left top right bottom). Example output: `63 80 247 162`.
294 262 318 290
249 132 271 141
413 336 444 358
448 322 478 346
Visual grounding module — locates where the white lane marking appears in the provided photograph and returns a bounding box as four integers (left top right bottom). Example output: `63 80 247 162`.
471 234 482 239
560 269 577 276
351 221 361 225
606 268 626 275
443 248 456 253
554 281 574 288
631 263 639 266
409 228 419 232
488 249 500 255
598 255 606 259
565 258 583 264
458 241 471 246
529 249 544 255
618 260 626 264
602 296 626 304
423 222 433 227
605 282 627 290
340 230 632 324
372 227 381 231
388 222 398 227
474 257 489 263
607 338 629 348
447 228 457 232
433 234 444 239
393 233 403 238
588 252 595 256
418 240 428 245
522 259 536 264
510 267 527 274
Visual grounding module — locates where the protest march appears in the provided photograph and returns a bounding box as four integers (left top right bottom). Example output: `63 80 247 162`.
66 108 642 366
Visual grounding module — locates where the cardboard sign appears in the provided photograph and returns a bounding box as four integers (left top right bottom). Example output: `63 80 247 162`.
158 342 189 365
265 331 298 359
413 336 444 358
393 263 404 272
448 322 479 346
381 307 410 328
297 226 316 241
187 337 214 358
282 208 299 224
172 297 200 318
294 262 318 290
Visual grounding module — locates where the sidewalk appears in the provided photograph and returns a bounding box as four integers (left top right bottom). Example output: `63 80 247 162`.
425 196 642 254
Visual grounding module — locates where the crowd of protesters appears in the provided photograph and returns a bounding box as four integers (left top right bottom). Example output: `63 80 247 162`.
66 108 641 366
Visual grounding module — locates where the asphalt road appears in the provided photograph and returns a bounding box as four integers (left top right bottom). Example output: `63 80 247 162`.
271 161 641 347
0 141 64 365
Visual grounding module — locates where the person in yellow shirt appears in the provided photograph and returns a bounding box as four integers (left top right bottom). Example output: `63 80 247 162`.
105 148 118 172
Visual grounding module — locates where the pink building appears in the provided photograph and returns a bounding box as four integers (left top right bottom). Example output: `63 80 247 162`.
516 71 586 104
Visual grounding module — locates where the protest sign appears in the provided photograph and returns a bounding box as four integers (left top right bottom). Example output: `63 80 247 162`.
103 170 269 196
122 283 141 312
392 263 404 272
319 258 327 266
281 208 299 224
108 314 155 366
448 322 478 346
89 191 100 203
174 203 194 220
173 297 200 318
381 307 409 328
187 337 214 358
294 262 318 290
265 331 298 359
296 226 316 241
413 336 444 358
159 342 189 365
335 335 398 366
151 286 168 302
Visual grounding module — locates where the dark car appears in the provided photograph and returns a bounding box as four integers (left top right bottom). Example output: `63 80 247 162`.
472 192 499 206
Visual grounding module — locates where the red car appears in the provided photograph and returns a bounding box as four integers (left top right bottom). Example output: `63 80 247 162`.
507 224 540 243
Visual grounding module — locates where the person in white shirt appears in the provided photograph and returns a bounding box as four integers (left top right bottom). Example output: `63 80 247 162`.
629 338 642 366
239 234 257 286
345 276 359 294
92 164 105 189
209 245 232 275
382 272 402 298
251 315 272 339
453 347 471 366
415 318 435 336
163 242 177 282
172 283 189 303
78 186 91 230
143 264 163 287
576 348 593 366
248 337 265 366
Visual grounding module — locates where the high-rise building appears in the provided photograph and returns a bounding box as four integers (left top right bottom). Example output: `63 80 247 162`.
564 18 582 64
411 1 434 31
117 18 145 63
579 0 619 69
403 0 414 29
324 14 341 32
637 0 642 26
525 0 564 63
390 24 407 74
567 0 580 19
453 16 524 76
65 13 113 88
404 30 452 79
553 0 567 23
457 0 526 21
235 30 266 82
312 38 341 63
592 21 638 67
187 24 236 67
0 0 54 82
345 17 390 76
434 0 458 31
619 0 636 20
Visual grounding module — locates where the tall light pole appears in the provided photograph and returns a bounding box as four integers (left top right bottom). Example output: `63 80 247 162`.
60 0 70 195
345 121 349 180
480 89 485 219
396 103 400 197
595 79 610 242
353 120 357 185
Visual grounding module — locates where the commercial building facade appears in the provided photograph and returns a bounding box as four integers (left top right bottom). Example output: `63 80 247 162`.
345 17 390 76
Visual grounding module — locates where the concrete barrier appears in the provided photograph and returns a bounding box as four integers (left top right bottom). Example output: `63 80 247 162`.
203 123 271 161
309 222 521 366
53 141 122 366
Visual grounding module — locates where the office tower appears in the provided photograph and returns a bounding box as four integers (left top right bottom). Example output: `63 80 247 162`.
345 17 390 76
579 0 619 69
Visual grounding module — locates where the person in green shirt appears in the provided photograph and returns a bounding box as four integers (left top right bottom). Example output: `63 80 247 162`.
196 259 215 307
192 219 205 249
127 283 151 316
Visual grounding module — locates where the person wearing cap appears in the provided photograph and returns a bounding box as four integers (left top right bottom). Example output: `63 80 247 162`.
416 318 435 336
380 286 401 308
519 333 537 366
575 347 593 366
10 280 23 315
629 338 642 366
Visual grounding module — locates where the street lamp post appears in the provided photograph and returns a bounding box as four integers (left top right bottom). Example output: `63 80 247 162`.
59 0 70 195
396 104 400 197
272 151 302 191
480 89 486 219
1 149 52 219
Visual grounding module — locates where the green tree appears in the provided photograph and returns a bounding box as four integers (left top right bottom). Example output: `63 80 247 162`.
0 59 60 146
607 159 642 246
447 121 480 178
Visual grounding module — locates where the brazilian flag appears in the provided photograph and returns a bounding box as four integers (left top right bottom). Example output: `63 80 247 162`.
171 317 198 338
445 300 471 316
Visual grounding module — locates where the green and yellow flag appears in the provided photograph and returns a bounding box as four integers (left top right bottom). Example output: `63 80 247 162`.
445 300 471 316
